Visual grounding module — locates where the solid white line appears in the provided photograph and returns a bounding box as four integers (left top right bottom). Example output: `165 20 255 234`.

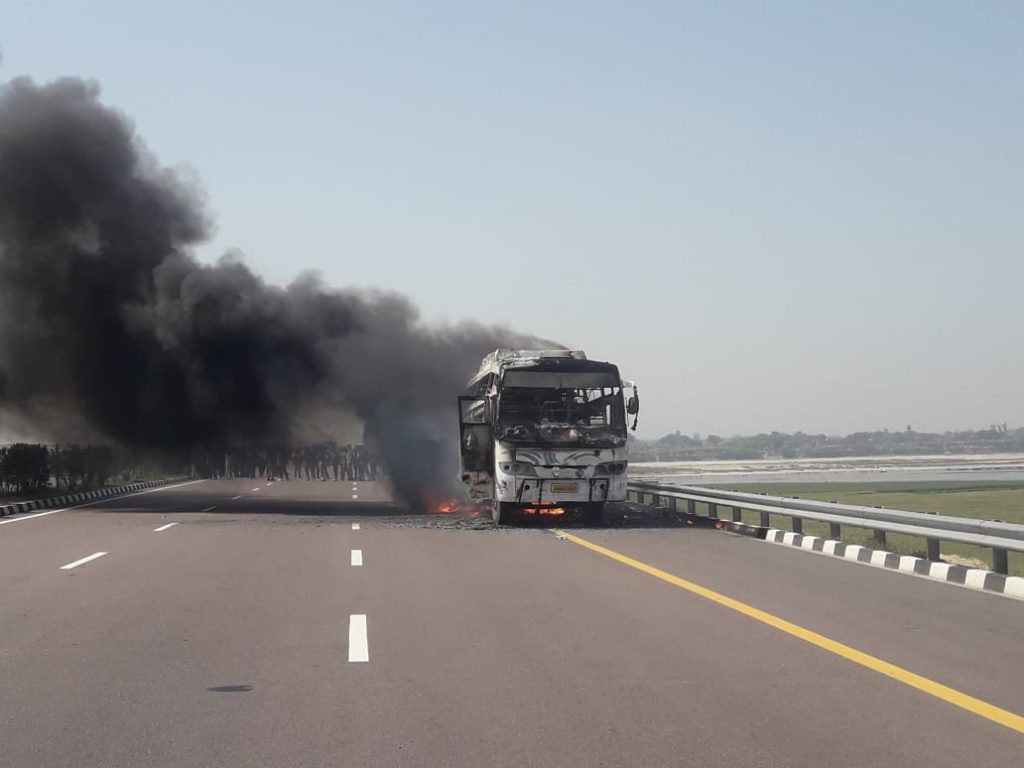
351 549 363 567
202 505 218 512
348 614 369 662
0 479 208 527
60 551 107 570
0 508 63 525
351 522 361 530
153 522 179 532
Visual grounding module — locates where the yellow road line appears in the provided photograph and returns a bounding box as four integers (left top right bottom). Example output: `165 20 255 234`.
555 530 1024 735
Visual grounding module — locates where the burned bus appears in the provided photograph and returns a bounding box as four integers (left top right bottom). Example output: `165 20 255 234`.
458 349 639 525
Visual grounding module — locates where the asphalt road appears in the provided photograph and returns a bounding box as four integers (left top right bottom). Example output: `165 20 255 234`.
1 479 1022 767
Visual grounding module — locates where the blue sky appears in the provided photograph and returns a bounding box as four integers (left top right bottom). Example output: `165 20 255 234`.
4 1 1022 437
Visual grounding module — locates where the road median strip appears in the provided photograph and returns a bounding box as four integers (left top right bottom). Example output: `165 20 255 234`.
0 477 195 521
555 529 1024 736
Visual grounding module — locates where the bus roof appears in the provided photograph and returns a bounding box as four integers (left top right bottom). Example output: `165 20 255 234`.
468 349 627 387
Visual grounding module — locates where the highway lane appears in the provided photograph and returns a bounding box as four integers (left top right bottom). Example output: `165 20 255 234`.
0 479 378 768
0 481 213 582
569 528 1024 718
1 480 1022 767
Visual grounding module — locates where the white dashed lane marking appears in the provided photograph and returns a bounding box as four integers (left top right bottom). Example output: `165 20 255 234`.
60 552 107 570
351 549 363 567
351 522 360 530
348 614 369 662
153 522 179 532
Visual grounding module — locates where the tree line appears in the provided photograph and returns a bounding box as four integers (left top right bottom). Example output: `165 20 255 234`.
630 424 1024 462
0 444 131 496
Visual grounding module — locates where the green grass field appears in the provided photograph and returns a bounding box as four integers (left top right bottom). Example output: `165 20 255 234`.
701 481 1024 576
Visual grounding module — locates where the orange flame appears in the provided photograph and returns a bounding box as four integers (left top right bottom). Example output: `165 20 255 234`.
426 498 483 518
427 499 461 514
519 506 566 516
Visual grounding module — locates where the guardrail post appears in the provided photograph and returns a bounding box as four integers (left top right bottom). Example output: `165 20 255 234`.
926 538 940 562
759 511 770 528
650 493 659 508
829 522 841 539
792 517 803 534
708 502 718 519
732 506 742 522
873 530 887 548
993 548 1009 576
669 496 678 512
686 499 696 515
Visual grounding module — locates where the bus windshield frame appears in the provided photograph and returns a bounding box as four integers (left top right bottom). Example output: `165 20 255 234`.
496 369 627 448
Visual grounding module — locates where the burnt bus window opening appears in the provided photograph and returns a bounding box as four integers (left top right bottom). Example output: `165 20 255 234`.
496 371 626 446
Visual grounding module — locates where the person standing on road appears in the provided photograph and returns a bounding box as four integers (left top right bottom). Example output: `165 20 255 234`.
340 445 350 481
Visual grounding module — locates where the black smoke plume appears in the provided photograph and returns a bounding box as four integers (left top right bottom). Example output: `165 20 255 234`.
0 76 541 506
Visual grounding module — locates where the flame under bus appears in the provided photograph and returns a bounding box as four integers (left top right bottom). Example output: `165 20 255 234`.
458 349 639 525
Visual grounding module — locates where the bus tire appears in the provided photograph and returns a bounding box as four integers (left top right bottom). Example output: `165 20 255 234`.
493 501 513 525
583 502 605 526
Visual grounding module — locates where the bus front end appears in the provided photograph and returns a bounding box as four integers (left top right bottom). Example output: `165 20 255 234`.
459 350 639 525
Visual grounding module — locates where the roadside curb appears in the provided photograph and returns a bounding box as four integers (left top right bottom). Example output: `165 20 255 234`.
764 528 1024 601
0 477 192 519
710 518 768 539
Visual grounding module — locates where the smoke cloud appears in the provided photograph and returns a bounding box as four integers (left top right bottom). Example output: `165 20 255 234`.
0 76 541 506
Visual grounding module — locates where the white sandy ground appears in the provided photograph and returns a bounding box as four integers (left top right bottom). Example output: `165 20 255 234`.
630 453 1024 477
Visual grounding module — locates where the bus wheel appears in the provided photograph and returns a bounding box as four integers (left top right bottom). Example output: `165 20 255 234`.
492 502 513 525
583 503 605 526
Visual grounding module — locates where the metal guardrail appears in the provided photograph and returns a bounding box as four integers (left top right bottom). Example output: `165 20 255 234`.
627 480 1024 575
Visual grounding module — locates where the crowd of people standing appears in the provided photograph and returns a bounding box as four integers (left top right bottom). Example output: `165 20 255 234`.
194 444 383 482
